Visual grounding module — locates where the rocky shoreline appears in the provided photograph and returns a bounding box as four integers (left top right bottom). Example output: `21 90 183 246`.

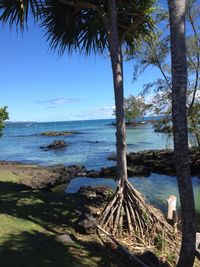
108 147 200 176
0 161 87 191
0 147 199 192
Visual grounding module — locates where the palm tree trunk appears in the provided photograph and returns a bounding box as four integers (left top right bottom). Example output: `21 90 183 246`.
168 0 196 266
107 0 128 184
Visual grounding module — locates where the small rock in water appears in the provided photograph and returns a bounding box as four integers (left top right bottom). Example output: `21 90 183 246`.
40 140 68 151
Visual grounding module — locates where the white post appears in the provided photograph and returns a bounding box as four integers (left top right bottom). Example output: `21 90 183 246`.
196 232 200 250
196 233 200 260
166 195 177 220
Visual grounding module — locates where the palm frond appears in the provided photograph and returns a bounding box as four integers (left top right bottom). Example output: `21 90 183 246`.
40 0 157 56
0 0 157 55
0 0 40 30
40 1 107 55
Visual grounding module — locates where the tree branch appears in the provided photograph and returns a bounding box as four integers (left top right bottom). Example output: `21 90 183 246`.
187 4 200 109
57 0 107 22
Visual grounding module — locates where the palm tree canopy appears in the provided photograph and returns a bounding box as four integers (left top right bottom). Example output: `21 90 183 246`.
0 0 39 29
0 0 156 54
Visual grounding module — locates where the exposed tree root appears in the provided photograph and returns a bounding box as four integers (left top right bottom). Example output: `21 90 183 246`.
98 179 179 248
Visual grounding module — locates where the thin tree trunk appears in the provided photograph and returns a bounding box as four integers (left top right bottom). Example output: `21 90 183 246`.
107 0 128 184
167 0 196 266
99 1 179 247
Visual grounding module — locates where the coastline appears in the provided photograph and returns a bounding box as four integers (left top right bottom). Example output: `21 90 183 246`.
0 147 199 193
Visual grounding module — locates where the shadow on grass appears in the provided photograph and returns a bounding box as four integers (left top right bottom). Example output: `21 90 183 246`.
0 181 31 195
0 180 171 267
0 188 82 234
0 178 109 235
0 180 120 266
0 230 115 267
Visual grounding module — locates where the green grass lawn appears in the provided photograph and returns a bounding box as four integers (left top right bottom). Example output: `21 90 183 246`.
0 171 118 267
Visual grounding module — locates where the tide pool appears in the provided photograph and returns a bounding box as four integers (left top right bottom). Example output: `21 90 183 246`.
66 174 200 230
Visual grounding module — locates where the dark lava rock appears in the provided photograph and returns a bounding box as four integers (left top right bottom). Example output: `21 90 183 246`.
40 140 68 151
76 213 96 234
78 186 97 199
66 165 87 177
127 166 150 177
99 165 151 178
50 165 87 181
78 186 113 199
75 186 114 234
155 150 174 159
40 131 80 136
127 154 144 165
20 164 87 191
55 234 75 244
107 154 116 161
107 148 200 176
99 166 117 177
94 186 113 197
85 170 100 178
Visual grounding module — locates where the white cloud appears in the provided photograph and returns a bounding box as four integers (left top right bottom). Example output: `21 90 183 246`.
71 106 115 120
36 97 79 105
90 106 115 116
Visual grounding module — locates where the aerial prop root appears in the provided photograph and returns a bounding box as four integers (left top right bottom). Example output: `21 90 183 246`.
98 179 177 246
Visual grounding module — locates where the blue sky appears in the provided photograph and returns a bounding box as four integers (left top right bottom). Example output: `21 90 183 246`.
0 10 162 122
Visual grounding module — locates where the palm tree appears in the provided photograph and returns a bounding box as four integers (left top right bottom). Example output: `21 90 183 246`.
167 0 196 266
0 0 176 245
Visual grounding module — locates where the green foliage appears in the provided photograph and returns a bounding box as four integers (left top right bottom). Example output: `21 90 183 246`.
124 95 150 122
0 106 9 137
39 0 157 56
127 0 200 146
0 0 157 55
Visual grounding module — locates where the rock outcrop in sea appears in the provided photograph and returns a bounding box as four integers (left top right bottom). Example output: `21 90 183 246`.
40 131 80 136
40 140 68 151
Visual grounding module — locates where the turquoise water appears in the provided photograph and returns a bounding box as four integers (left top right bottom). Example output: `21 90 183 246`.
66 175 200 223
1 119 199 227
67 175 200 231
1 120 172 168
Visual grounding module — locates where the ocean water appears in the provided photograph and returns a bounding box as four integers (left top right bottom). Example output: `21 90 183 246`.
1 119 172 168
1 119 199 227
